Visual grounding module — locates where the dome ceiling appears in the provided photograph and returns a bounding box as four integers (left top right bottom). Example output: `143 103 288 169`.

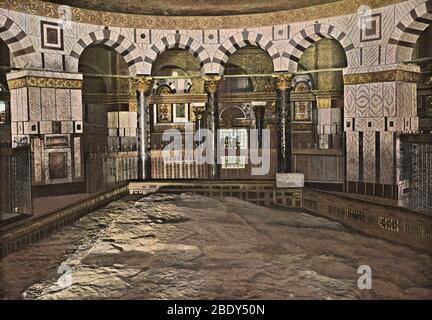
45 0 339 16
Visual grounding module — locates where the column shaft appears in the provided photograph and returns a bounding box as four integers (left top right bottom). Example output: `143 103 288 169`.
133 76 153 181
204 76 222 179
274 74 294 173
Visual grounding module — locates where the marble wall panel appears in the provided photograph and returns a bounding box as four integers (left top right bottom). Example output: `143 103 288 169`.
39 121 52 134
346 131 359 182
380 132 394 185
33 137 42 183
10 90 18 122
28 87 41 121
61 121 73 134
355 84 370 118
383 81 396 117
55 89 71 120
372 117 386 132
355 118 368 132
41 88 56 120
361 46 380 67
129 112 137 128
118 111 130 128
21 88 29 122
344 85 356 117
370 82 383 118
363 131 376 183
396 81 414 117
70 89 83 121
44 53 64 71
74 137 82 178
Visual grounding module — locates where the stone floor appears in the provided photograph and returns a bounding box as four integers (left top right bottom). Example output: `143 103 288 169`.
1 193 431 300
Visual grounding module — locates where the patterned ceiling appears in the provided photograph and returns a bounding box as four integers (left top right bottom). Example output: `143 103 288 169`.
45 0 339 16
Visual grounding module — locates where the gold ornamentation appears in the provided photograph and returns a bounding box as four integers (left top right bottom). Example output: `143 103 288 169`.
132 76 153 94
294 81 311 93
273 73 294 91
193 107 205 121
7 76 82 90
293 123 312 131
203 76 222 94
0 0 405 30
316 98 332 109
149 93 207 104
425 77 432 85
343 70 420 85
129 101 138 112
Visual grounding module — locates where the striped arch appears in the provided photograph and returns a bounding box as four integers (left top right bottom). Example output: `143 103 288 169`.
0 13 35 68
69 29 145 76
143 34 211 75
212 30 282 75
387 0 432 63
283 23 357 72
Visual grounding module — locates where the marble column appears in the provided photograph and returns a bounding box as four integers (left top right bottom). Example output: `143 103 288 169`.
133 76 153 181
252 101 266 149
274 73 294 173
204 76 222 179
192 102 206 147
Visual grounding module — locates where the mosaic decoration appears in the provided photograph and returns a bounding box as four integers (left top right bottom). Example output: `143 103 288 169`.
156 86 173 123
7 77 82 90
294 101 311 121
0 0 403 30
293 79 312 121
343 70 420 85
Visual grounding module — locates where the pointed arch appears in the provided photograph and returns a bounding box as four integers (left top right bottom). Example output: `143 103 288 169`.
212 30 282 75
387 0 432 63
283 23 357 72
143 33 211 75
68 29 145 76
0 13 35 68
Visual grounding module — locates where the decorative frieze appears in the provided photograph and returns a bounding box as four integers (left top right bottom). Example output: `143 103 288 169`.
8 77 82 90
0 0 405 30
344 69 420 85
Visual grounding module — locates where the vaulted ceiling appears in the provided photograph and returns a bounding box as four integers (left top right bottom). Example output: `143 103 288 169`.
45 0 339 16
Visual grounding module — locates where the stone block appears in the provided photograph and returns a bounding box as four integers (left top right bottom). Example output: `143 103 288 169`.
276 173 304 188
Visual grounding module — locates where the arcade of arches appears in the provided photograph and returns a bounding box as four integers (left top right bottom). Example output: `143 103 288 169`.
0 0 431 214
0 0 432 300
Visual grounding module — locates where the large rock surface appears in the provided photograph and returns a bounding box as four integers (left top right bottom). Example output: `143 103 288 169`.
1 193 431 299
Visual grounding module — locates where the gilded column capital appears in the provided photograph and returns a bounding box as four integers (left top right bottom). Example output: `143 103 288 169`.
132 76 154 94
203 75 222 94
272 73 294 91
